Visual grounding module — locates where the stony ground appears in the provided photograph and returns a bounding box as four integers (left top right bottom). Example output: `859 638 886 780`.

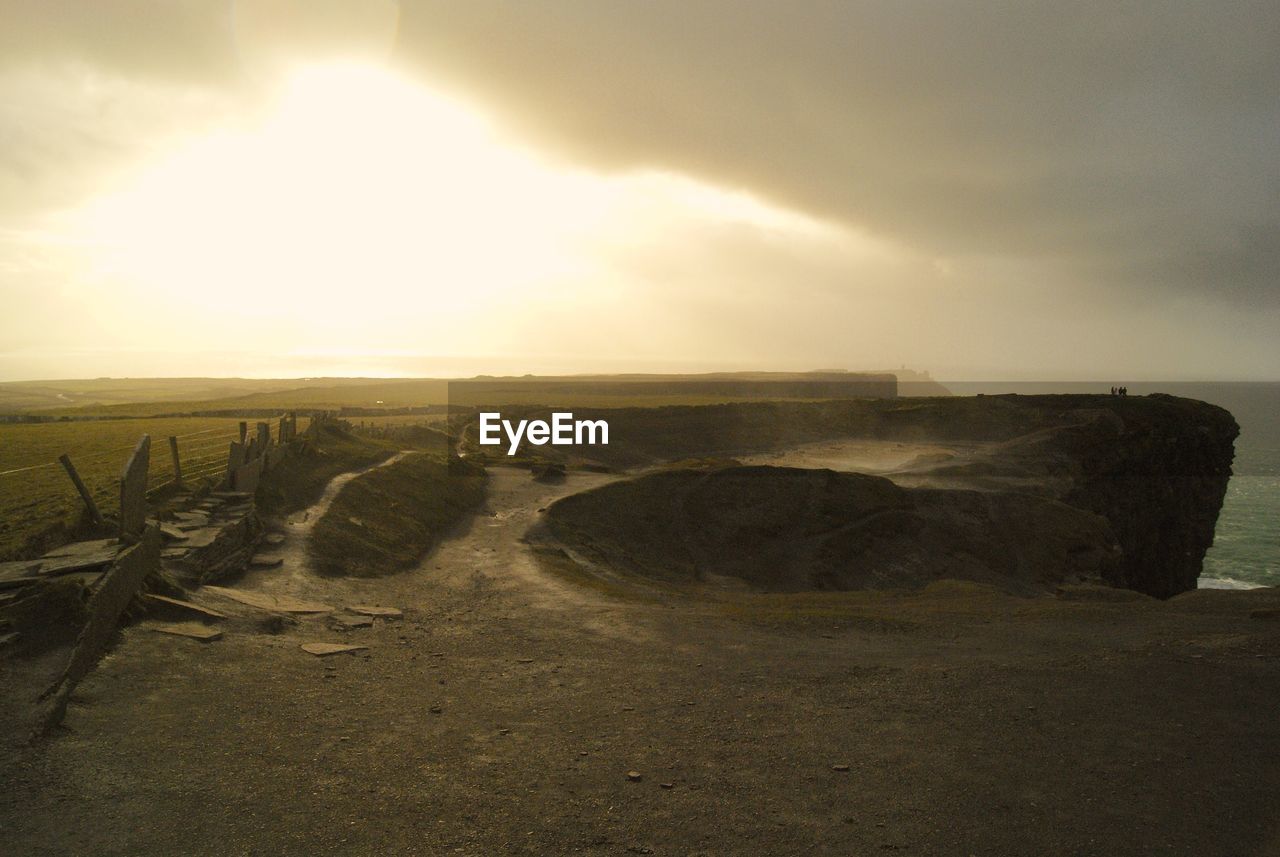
2 467 1279 856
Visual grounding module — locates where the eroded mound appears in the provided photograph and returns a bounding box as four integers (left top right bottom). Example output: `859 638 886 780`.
542 466 1120 595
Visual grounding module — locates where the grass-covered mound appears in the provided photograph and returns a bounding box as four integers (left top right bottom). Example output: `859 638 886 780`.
255 422 399 517
542 465 1119 595
307 454 486 577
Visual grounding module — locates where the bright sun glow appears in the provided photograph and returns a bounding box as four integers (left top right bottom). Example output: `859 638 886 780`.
63 62 866 355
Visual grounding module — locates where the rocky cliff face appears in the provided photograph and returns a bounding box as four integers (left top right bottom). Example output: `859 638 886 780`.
1050 396 1238 597
910 395 1239 597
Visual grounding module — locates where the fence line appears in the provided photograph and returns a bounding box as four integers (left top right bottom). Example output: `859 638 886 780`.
0 461 61 478
0 413 314 551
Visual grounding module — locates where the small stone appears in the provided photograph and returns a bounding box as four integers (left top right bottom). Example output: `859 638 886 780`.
429 705 443 714
626 771 642 782
258 615 293 635
153 623 222 642
301 643 368 656
832 764 850 772
157 525 188 542
516 657 535 663
659 782 674 790
348 605 403 619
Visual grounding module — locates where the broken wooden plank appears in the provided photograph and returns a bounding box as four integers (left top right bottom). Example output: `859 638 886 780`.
37 528 161 735
41 539 119 559
142 593 228 620
202 585 331 614
0 561 42 588
36 552 119 577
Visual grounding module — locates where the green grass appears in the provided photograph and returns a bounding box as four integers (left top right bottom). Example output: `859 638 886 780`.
7 372 912 418
0 416 281 560
307 453 487 577
254 423 398 518
0 377 445 416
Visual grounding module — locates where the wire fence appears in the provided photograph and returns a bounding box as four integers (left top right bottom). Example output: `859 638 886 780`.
0 415 310 557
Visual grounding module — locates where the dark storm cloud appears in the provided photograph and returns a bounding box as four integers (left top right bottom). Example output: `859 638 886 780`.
1 1 1276 307
392 0 1280 306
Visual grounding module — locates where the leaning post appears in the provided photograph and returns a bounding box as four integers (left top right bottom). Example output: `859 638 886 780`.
58 454 104 527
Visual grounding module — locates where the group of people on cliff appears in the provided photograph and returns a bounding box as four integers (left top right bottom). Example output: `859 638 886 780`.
1110 386 1129 396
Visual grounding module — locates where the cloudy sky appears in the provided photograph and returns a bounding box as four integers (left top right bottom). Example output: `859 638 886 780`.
1 0 1276 381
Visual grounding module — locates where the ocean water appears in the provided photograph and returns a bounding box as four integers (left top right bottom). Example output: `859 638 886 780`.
940 381 1280 589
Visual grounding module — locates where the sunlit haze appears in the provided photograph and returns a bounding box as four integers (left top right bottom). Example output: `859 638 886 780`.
1 1 1276 380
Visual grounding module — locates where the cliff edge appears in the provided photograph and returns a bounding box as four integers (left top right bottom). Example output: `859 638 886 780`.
523 395 1238 598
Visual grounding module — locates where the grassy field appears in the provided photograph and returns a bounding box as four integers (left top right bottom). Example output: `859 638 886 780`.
0 415 308 559
0 378 416 414
6 379 450 417
347 414 448 429
3 372 930 418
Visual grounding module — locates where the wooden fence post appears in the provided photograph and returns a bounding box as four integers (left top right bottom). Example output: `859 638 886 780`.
238 422 248 444
225 441 246 487
118 435 150 542
168 436 183 486
58 454 104 526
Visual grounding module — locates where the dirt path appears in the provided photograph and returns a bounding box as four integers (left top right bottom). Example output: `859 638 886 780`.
2 467 1279 855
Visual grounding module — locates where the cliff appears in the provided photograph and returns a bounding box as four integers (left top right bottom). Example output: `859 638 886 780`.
1021 395 1238 597
516 394 1238 598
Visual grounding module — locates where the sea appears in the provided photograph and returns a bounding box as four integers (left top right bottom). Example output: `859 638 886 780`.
940 381 1279 590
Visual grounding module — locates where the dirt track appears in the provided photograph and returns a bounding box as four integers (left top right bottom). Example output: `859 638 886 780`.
3 466 1280 855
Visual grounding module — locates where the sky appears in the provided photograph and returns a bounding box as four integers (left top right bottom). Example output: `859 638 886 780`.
0 0 1276 381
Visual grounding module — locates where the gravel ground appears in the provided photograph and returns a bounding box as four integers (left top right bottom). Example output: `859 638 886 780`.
2 467 1279 856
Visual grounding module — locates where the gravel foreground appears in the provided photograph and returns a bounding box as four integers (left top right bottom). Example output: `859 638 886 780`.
2 467 1278 856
